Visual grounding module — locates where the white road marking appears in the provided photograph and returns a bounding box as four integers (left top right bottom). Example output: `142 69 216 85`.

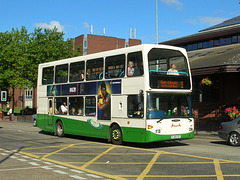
53 170 68 175
41 166 53 170
86 174 102 178
70 175 87 179
17 158 27 162
28 162 40 166
70 169 84 174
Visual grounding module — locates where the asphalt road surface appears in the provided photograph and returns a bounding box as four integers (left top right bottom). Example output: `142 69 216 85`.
0 120 239 180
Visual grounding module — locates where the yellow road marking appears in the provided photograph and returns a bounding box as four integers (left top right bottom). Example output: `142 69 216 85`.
80 146 115 169
42 144 75 159
137 151 161 180
12 141 240 180
43 157 127 180
214 159 223 180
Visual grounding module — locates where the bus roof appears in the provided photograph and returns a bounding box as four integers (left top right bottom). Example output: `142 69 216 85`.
38 44 187 67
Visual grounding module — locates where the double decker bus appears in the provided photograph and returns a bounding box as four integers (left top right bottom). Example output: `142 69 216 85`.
37 44 194 144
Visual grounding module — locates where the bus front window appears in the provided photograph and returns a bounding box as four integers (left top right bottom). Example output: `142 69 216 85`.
147 93 191 119
148 48 190 89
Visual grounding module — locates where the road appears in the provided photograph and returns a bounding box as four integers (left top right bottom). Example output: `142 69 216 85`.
0 120 240 180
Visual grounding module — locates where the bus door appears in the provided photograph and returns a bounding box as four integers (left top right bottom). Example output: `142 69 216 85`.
48 98 54 126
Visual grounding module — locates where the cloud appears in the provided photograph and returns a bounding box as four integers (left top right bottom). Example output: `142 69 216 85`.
160 30 180 35
160 0 182 6
83 22 90 29
186 16 227 26
34 21 64 32
198 16 227 26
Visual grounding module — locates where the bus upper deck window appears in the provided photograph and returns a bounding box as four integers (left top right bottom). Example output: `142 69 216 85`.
86 58 103 81
127 51 143 77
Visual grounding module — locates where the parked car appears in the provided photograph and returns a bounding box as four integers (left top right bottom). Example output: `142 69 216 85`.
218 117 240 146
32 114 37 127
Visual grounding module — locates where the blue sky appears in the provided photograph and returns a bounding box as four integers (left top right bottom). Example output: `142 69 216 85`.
0 0 239 44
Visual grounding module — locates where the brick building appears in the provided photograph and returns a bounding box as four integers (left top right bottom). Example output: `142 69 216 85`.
73 34 141 55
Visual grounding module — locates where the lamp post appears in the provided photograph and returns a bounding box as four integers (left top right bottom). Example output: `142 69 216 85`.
156 0 158 44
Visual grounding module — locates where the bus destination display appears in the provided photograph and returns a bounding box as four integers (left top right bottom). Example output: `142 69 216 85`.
159 80 184 88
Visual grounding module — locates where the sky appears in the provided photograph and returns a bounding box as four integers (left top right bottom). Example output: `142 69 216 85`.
0 0 239 44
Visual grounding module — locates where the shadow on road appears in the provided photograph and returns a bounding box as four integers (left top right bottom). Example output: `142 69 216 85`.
0 146 24 164
38 130 189 149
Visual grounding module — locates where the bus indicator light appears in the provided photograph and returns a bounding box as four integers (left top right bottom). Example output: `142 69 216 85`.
148 125 153 129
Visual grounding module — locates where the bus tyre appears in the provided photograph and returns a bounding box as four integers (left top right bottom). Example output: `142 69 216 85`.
110 125 123 145
228 132 240 146
56 121 64 137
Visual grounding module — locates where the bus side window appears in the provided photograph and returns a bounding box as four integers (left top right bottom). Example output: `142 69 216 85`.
55 97 68 115
127 51 143 77
85 96 96 116
42 66 54 85
69 97 84 116
70 61 85 82
86 58 103 80
55 64 68 83
105 54 125 78
127 95 144 118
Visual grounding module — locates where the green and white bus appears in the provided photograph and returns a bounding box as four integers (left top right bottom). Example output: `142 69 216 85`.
37 44 194 144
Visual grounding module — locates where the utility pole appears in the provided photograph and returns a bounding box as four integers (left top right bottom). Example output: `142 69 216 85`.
156 0 159 44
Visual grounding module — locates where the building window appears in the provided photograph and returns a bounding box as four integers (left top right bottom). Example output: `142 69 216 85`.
25 89 33 108
192 43 198 50
214 39 220 46
220 38 226 46
209 40 214 47
203 41 209 48
197 42 203 49
226 37 231 45
187 44 193 51
238 35 240 43
232 35 238 43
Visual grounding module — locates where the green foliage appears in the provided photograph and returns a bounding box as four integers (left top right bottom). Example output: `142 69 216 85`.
0 26 82 90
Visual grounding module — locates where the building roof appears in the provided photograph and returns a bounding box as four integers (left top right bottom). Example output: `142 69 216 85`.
200 15 240 32
188 44 240 75
161 15 240 46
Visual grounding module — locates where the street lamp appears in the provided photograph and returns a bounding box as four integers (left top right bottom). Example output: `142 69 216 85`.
156 0 158 44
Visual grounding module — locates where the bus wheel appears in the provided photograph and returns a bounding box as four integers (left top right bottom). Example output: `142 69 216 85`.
56 121 64 137
110 125 123 145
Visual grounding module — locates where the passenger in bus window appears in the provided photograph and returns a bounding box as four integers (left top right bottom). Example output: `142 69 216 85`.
128 61 134 76
78 108 83 115
70 107 77 115
60 102 68 114
167 64 179 76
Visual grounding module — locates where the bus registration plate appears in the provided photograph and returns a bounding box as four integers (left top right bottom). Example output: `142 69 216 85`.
171 135 181 139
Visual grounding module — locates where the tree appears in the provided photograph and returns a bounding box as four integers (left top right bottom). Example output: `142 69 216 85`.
0 26 82 112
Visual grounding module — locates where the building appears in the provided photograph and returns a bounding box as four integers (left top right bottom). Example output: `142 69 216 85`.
162 15 240 125
73 34 141 55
